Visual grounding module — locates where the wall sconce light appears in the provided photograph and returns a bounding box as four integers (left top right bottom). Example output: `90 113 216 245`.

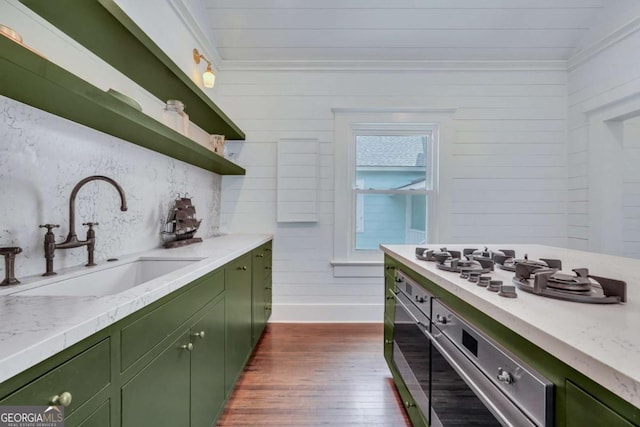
193 48 215 88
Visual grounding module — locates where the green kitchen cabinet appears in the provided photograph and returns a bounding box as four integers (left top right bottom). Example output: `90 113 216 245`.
225 253 253 395
252 242 274 344
121 270 227 427
264 242 273 322
382 253 640 427
120 270 224 373
0 338 111 423
76 400 110 427
0 241 272 427
252 245 267 345
566 381 635 427
264 273 273 322
121 332 192 427
383 255 397 366
190 298 226 427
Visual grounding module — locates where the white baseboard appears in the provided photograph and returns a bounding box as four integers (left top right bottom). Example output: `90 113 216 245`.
269 303 384 323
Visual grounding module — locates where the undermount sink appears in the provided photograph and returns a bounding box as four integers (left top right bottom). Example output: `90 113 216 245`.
12 257 203 297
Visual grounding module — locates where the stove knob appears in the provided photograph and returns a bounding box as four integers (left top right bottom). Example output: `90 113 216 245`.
395 276 404 283
497 367 513 385
435 314 448 325
415 296 425 303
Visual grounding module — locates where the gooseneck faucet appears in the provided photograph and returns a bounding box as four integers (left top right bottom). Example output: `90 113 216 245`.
40 176 127 276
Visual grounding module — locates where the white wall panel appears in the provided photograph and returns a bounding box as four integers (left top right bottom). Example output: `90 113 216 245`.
568 15 640 255
219 68 568 322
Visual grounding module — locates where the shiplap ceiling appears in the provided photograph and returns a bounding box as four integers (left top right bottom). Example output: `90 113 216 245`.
201 0 604 66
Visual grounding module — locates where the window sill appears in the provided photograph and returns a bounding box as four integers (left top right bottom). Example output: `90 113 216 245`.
330 260 384 278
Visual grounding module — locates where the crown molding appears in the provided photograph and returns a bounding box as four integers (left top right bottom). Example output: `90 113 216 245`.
568 16 640 71
168 0 223 69
217 59 567 72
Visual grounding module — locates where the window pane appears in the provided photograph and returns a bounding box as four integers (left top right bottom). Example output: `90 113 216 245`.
355 135 428 190
355 193 428 250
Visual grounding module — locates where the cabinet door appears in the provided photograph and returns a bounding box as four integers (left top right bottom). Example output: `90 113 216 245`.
121 332 191 427
252 247 266 345
225 253 253 395
76 400 110 427
190 298 225 427
566 381 635 427
264 274 272 322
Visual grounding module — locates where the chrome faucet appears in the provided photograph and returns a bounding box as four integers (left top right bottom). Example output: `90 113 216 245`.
40 176 128 276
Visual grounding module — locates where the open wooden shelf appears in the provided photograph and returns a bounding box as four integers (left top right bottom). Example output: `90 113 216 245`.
0 36 245 175
22 0 245 141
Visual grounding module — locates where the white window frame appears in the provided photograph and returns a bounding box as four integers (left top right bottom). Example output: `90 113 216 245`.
332 109 454 274
352 127 436 253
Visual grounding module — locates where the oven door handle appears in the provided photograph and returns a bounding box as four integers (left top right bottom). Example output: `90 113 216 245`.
395 292 429 328
423 326 535 427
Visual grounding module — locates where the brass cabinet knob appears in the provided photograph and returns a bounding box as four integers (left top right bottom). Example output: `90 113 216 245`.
384 339 393 344
238 266 247 271
404 401 415 408
192 331 205 339
257 253 264 258
51 391 72 407
180 343 194 351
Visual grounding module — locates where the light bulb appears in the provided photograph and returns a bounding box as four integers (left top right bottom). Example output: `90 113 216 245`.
203 66 215 88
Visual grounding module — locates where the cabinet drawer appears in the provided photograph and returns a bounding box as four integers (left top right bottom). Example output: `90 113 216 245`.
121 269 224 371
0 339 110 418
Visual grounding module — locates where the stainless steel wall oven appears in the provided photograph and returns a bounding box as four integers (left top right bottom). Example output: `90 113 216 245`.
392 270 554 427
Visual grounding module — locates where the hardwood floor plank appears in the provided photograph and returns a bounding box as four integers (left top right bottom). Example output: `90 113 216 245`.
217 323 411 426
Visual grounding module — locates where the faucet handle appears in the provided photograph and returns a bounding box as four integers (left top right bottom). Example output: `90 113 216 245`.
82 222 99 230
39 224 60 232
0 246 22 286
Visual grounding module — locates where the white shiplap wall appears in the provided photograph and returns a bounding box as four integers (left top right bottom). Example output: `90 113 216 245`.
568 16 640 255
218 68 568 322
623 117 640 258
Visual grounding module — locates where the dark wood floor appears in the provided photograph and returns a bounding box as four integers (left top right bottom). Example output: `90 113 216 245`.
217 323 412 426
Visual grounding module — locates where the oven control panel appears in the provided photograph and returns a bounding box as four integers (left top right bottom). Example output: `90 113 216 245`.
395 270 432 317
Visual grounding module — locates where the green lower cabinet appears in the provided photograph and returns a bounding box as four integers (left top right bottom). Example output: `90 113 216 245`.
566 381 635 427
264 274 272 322
190 298 226 427
252 247 267 345
76 399 110 427
1 242 273 427
390 368 427 427
225 253 253 395
121 332 192 427
383 317 394 366
384 255 640 427
0 338 110 420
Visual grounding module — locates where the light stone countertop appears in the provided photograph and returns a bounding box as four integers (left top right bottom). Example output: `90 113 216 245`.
381 244 640 410
0 234 272 384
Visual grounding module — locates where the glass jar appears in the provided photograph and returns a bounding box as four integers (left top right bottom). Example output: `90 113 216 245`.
162 99 189 136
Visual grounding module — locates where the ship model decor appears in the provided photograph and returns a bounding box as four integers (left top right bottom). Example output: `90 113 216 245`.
163 194 203 248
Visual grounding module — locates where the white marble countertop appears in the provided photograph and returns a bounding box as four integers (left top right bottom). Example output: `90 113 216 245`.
381 244 640 409
0 234 271 384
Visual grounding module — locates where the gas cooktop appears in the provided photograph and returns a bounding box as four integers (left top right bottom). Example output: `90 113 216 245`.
415 246 627 304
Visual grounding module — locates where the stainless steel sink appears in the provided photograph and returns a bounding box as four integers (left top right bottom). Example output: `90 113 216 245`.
11 257 203 297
